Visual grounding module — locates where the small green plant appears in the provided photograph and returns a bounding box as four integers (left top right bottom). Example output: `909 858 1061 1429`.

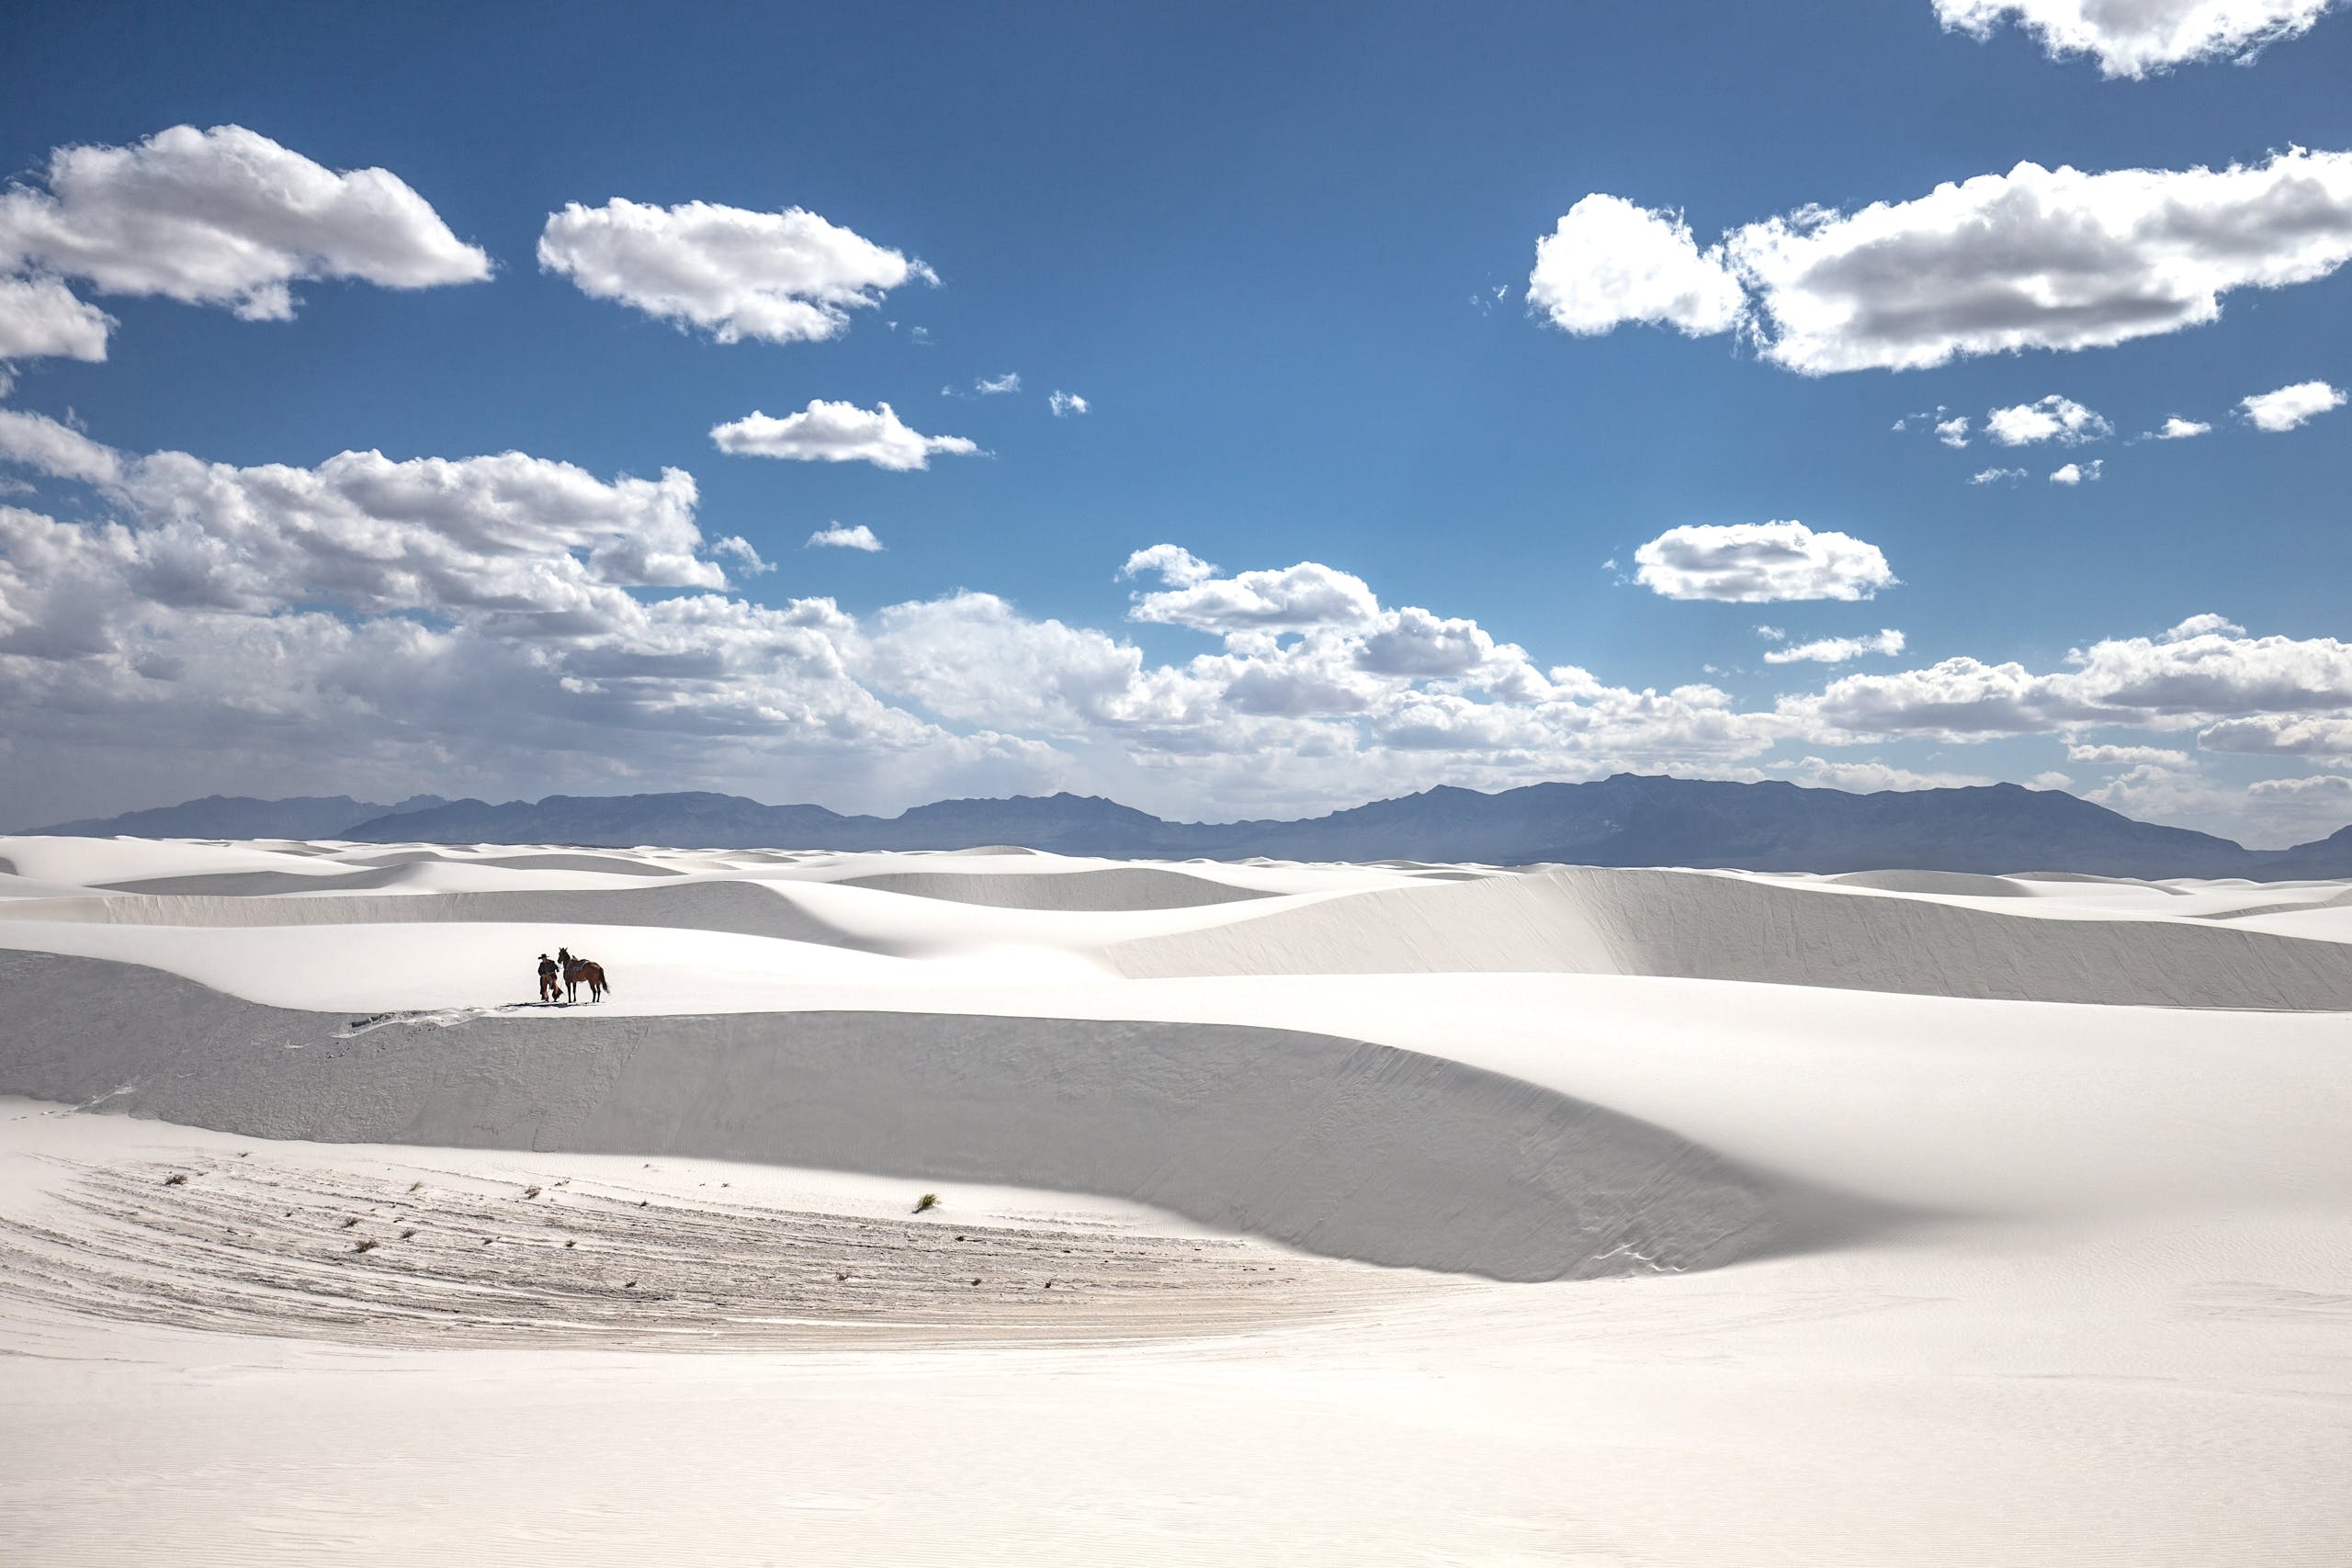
913 1192 940 1214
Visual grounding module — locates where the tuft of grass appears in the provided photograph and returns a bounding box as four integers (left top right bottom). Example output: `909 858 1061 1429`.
523 1185 542 1199
340 1216 361 1228
913 1192 940 1214
408 1180 424 1192
400 1228 417 1240
353 1238 379 1253
163 1172 188 1186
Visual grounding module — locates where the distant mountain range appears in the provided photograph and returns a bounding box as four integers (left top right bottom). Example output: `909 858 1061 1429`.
24 794 449 842
17 776 2352 880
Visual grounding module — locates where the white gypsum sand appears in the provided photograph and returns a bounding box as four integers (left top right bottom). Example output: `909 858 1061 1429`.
0 835 2347 1565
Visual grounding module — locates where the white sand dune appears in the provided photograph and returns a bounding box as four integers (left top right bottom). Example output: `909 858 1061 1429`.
1 833 2348 1565
2 950 1782 1280
1111 864 2352 1008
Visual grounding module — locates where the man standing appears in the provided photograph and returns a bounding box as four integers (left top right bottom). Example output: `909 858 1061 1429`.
537 952 561 1003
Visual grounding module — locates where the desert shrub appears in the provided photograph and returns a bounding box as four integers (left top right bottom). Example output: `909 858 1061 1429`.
913 1192 940 1214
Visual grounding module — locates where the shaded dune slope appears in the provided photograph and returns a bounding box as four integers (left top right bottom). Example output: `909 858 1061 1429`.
0 951 1777 1281
0 880 879 949
1111 868 2352 1010
835 867 1275 911
1828 869 2032 897
96 855 685 896
340 851 688 876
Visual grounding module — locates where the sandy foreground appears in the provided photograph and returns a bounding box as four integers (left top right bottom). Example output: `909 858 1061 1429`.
0 837 2347 1564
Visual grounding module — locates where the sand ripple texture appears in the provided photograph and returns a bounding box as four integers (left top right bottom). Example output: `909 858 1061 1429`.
0 1145 1430 1351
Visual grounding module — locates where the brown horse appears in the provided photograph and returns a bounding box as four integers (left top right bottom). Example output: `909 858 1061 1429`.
563 958 610 1003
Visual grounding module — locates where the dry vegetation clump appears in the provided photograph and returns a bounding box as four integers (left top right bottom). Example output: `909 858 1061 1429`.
914 1192 941 1214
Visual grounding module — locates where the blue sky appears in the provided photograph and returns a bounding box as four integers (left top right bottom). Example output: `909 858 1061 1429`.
2 1 2349 840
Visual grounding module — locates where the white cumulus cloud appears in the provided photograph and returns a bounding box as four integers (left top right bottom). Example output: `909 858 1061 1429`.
974 372 1020 395
2049 460 2103 483
2163 613 2246 641
1527 194 1747 338
1782 616 2352 745
1761 628 1906 664
0 124 488 359
2197 714 2352 755
2247 773 2352 800
1127 559 1381 632
1537 150 2352 375
710 400 979 470
1119 544 1218 588
807 523 883 552
0 407 123 486
2154 415 2213 439
1632 521 1897 603
2066 742 2192 766
1048 389 1090 416
1935 415 1972 447
0 276 114 361
1933 0 2343 78
1985 394 2111 446
2239 379 2346 431
1970 467 2029 483
537 197 931 346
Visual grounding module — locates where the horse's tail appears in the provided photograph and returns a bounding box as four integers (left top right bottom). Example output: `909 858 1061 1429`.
597 965 612 994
